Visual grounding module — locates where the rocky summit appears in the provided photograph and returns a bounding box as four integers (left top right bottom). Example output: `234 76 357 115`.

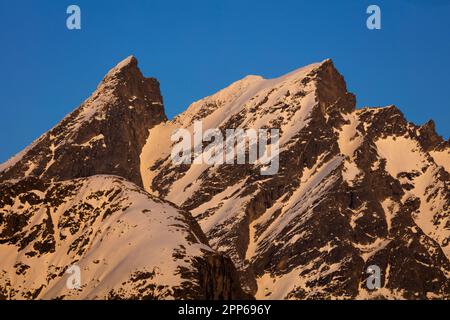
0 56 449 299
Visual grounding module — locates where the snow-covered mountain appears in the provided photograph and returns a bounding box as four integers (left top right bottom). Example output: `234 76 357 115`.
141 59 450 299
1 56 449 299
0 175 245 299
0 57 247 300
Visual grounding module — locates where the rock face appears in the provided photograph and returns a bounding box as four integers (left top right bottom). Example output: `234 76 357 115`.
0 57 247 300
141 59 450 299
0 175 247 299
0 56 166 187
1 56 449 300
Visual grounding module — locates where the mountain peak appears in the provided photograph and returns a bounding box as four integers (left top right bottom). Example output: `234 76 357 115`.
418 119 447 151
320 57 334 67
421 119 436 131
116 55 137 68
98 55 149 92
0 56 166 186
140 56 450 299
104 55 138 78
1 56 450 300
312 58 355 114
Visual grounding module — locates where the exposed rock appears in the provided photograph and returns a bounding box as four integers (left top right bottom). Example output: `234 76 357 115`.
1 56 449 300
0 175 246 300
141 59 450 299
0 56 166 187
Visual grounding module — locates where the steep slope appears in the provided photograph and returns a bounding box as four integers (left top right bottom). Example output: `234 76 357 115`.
0 56 166 187
140 59 450 299
1 56 448 300
0 175 246 299
0 57 248 300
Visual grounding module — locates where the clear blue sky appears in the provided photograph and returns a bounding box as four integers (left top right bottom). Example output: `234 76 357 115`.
0 0 449 162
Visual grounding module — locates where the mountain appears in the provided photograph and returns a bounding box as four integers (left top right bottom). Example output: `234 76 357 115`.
0 56 165 187
1 56 449 299
0 57 247 300
140 59 450 299
0 175 246 299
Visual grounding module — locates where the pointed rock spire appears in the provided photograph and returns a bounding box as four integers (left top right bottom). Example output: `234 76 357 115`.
0 56 167 187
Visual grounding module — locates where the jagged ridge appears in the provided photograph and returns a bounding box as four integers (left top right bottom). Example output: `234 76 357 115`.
0 56 249 300
1 56 449 300
140 59 450 299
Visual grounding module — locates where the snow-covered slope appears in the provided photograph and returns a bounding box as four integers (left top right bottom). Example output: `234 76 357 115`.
0 175 246 299
1 56 449 300
141 59 450 299
0 57 247 300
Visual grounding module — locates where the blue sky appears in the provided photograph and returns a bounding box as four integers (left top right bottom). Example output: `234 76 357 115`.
0 0 449 162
